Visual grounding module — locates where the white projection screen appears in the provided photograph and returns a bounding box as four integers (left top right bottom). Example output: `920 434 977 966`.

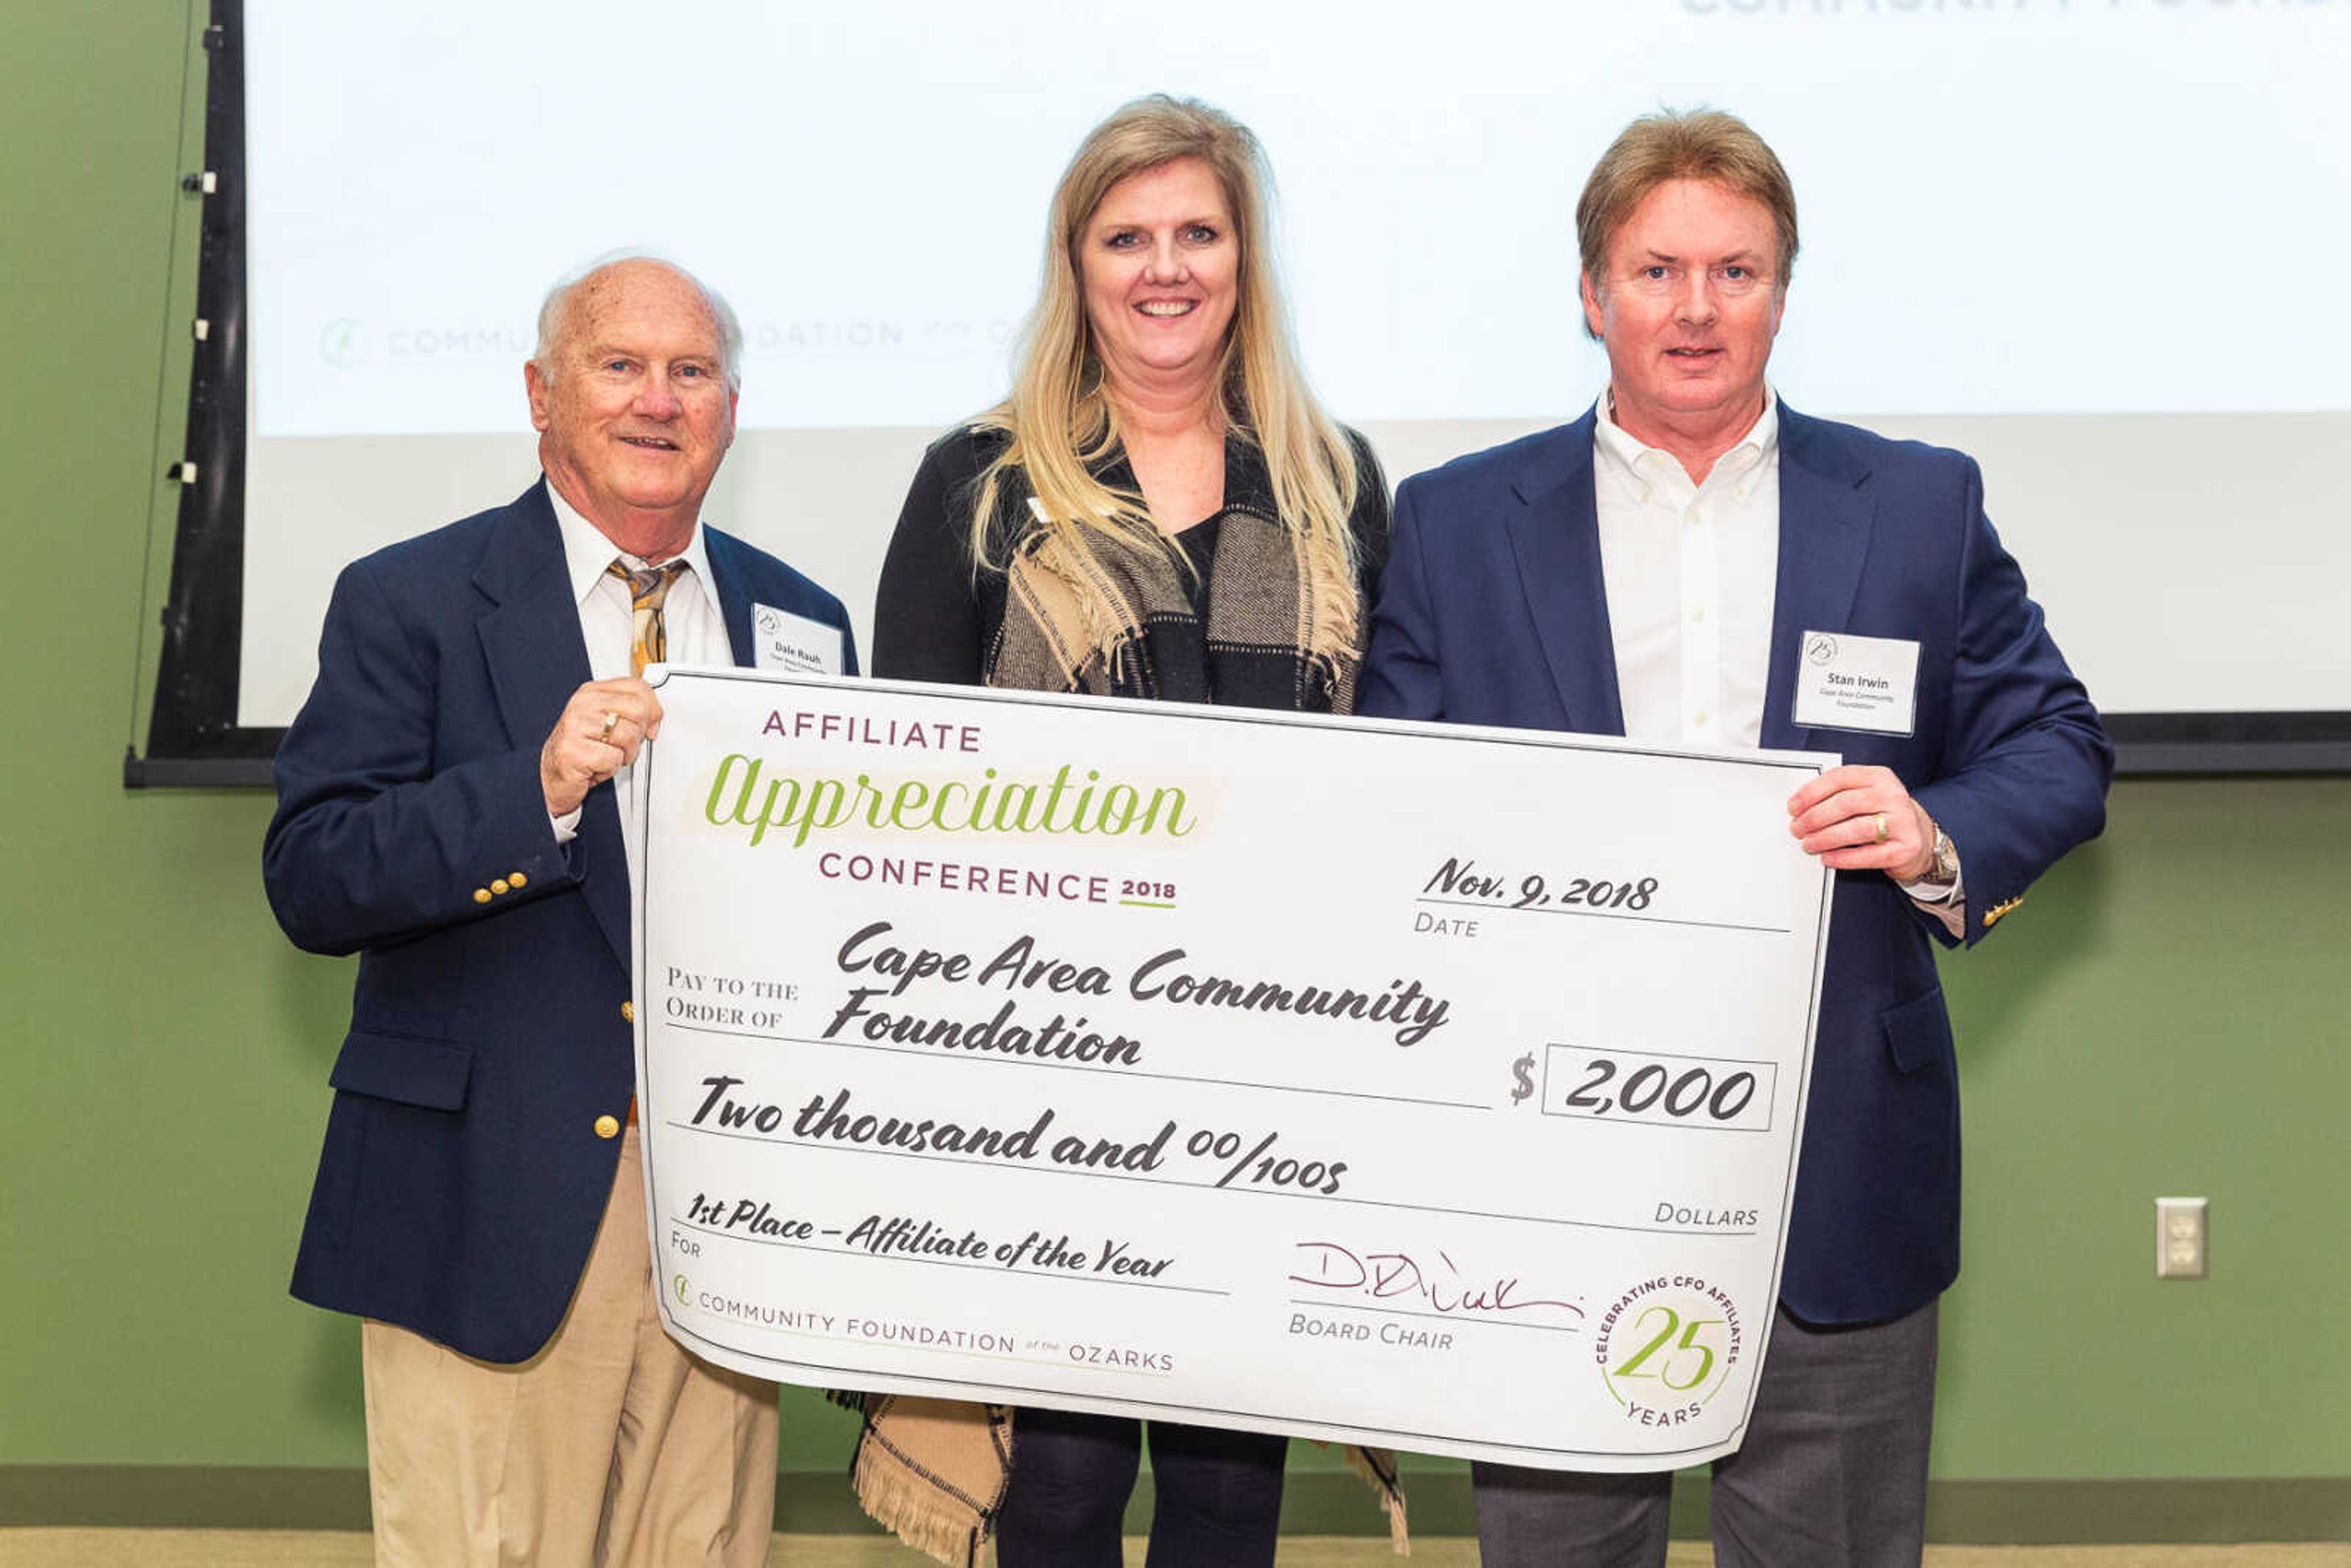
228 0 2350 751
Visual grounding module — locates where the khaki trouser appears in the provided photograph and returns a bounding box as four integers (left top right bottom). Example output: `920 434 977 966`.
361 1124 778 1567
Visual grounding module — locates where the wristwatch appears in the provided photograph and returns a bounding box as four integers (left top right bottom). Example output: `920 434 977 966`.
1922 820 1960 887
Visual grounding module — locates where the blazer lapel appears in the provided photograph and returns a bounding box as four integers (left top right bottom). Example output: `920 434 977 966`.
474 481 631 972
1762 407 1876 751
700 526 757 668
1504 415 1625 736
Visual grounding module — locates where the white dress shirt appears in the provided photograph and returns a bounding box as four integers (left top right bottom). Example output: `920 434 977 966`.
546 483 731 885
1593 392 1781 749
1592 393 1962 918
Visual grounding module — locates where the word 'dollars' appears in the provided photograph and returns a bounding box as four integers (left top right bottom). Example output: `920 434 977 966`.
704 754 1201 848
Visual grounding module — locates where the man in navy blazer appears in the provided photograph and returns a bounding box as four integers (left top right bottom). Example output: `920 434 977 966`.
1360 114 2109 1566
266 257 855 1567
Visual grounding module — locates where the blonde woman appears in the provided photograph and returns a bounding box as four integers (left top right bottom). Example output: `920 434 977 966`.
865 96 1395 1567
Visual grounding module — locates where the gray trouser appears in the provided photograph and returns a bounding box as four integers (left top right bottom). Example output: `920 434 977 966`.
1472 1300 1938 1568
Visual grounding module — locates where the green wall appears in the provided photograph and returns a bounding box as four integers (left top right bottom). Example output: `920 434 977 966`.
5 0 2345 1495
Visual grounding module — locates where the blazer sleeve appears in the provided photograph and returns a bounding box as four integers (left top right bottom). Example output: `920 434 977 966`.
1910 458 2113 948
262 555 579 957
1356 471 1446 722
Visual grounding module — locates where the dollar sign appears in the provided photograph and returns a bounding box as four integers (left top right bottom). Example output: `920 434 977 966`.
1510 1052 1536 1105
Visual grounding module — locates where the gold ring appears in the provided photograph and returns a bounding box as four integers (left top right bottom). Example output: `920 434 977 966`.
599 710 620 743
1872 812 1889 844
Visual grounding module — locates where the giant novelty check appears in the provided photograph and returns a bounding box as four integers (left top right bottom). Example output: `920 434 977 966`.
632 667 1835 1470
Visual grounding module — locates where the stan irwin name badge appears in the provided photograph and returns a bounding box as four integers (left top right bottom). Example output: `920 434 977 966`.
1791 630 1918 737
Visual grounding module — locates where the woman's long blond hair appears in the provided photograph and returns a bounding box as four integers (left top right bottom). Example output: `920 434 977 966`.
967 94 1360 576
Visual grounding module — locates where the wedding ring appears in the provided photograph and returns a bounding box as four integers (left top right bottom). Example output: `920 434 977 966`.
599 710 620 743
1872 812 1889 844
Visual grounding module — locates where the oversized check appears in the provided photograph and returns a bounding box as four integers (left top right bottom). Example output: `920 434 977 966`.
631 666 1835 1471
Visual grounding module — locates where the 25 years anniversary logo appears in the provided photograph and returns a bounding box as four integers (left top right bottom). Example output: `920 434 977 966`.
1592 1273 1744 1430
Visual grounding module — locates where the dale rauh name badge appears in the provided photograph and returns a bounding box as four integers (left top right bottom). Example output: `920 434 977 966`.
626 667 1837 1472
751 602 846 677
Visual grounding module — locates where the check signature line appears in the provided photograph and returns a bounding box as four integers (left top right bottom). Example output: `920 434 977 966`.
667 1217 1231 1297
1413 896 1790 937
1284 1297 1584 1335
664 1021 1488 1113
667 1122 1756 1239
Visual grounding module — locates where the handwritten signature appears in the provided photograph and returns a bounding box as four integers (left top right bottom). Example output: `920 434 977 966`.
1289 1241 1582 1318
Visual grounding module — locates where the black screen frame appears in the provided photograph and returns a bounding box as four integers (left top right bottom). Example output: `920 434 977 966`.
129 0 278 787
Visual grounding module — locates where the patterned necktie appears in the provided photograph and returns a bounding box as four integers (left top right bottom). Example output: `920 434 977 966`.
607 560 689 677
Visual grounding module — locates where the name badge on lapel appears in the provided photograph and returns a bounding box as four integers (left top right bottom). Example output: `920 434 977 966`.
1791 630 1918 737
753 604 844 677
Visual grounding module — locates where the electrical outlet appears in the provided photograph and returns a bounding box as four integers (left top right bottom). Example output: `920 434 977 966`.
2156 1196 2208 1279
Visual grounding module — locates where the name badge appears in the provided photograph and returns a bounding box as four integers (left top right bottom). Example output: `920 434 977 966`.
1791 630 1918 736
752 604 845 677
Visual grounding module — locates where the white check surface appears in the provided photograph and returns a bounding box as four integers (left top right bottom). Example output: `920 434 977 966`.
632 668 1834 1471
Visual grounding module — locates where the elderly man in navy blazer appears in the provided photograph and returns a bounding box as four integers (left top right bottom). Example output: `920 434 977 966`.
266 255 855 1567
1360 112 2110 1566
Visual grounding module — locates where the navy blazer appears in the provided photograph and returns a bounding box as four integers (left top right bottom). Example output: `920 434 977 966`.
1359 405 2110 1324
266 481 857 1363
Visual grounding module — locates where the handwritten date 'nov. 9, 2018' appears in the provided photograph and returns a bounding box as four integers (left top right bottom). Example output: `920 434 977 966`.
1420 856 1659 925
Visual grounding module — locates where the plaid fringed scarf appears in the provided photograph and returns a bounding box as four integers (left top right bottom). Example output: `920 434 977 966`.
831 1391 1013 1567
838 1392 1407 1565
987 495 1361 716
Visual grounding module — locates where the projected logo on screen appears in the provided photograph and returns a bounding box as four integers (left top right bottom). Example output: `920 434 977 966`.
320 318 365 370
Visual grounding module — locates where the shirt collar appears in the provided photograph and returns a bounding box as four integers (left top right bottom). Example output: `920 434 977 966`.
546 478 717 612
1594 388 1780 495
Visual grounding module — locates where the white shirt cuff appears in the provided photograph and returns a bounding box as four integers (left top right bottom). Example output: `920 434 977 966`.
1897 862 1965 938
